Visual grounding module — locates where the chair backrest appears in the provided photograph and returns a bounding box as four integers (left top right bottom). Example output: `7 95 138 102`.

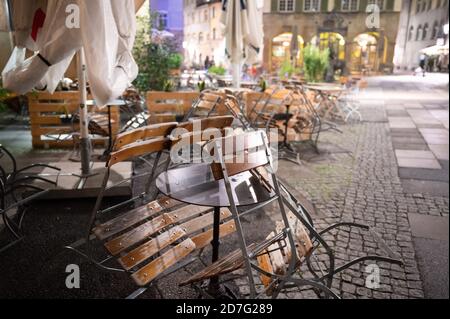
146 91 200 124
206 130 270 180
224 95 251 129
184 91 223 121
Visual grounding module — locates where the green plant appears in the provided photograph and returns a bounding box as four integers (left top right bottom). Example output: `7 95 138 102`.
163 80 174 92
279 60 301 79
303 45 330 83
197 81 206 92
168 53 183 70
208 65 226 76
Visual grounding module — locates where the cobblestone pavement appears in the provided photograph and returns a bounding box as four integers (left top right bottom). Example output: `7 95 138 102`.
235 75 448 299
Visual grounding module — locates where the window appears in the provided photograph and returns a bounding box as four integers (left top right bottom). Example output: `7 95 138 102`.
204 9 208 22
416 25 422 40
341 0 359 11
408 26 414 41
212 28 216 40
304 0 320 11
426 0 432 10
155 11 168 30
368 0 385 10
423 23 429 40
212 6 216 18
278 0 295 12
432 21 439 39
421 0 427 10
199 32 204 43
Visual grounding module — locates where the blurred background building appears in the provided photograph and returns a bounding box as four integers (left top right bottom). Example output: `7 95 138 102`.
262 0 403 75
183 0 226 68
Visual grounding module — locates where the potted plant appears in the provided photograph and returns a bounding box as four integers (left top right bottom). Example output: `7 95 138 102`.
279 60 301 80
168 53 183 76
208 65 226 76
303 45 330 83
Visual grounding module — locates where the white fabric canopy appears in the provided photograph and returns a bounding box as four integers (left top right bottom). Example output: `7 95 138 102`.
420 44 449 56
2 0 138 107
221 0 263 86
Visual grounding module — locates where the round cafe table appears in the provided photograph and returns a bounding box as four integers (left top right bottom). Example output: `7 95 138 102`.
156 163 276 297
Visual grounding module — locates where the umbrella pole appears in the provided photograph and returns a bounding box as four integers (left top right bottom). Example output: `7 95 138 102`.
77 48 91 176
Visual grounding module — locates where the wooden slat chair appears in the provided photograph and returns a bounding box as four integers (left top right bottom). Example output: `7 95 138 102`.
180 131 404 299
66 116 237 299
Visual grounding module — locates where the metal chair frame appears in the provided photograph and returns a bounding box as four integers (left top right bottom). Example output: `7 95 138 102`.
0 145 57 254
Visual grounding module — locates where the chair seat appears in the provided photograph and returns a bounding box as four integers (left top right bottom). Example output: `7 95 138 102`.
93 196 237 287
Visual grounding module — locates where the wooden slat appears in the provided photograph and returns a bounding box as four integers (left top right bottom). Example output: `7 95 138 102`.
105 205 212 255
180 244 258 287
210 150 269 180
118 209 232 270
191 220 236 249
120 227 187 271
257 252 275 291
108 137 171 167
132 239 196 287
93 197 179 241
113 122 178 151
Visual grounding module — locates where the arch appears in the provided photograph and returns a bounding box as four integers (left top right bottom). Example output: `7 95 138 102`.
416 25 423 41
423 23 429 40
310 32 346 60
271 32 305 71
350 32 388 73
432 21 439 39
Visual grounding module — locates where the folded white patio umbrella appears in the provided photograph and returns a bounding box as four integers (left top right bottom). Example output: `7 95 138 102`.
221 0 263 87
2 0 138 175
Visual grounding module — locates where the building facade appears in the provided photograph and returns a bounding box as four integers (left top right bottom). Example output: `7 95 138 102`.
263 0 403 74
183 0 225 68
394 0 449 71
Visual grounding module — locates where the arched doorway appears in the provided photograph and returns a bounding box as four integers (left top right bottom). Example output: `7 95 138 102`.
310 32 346 61
271 32 305 71
351 32 388 73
